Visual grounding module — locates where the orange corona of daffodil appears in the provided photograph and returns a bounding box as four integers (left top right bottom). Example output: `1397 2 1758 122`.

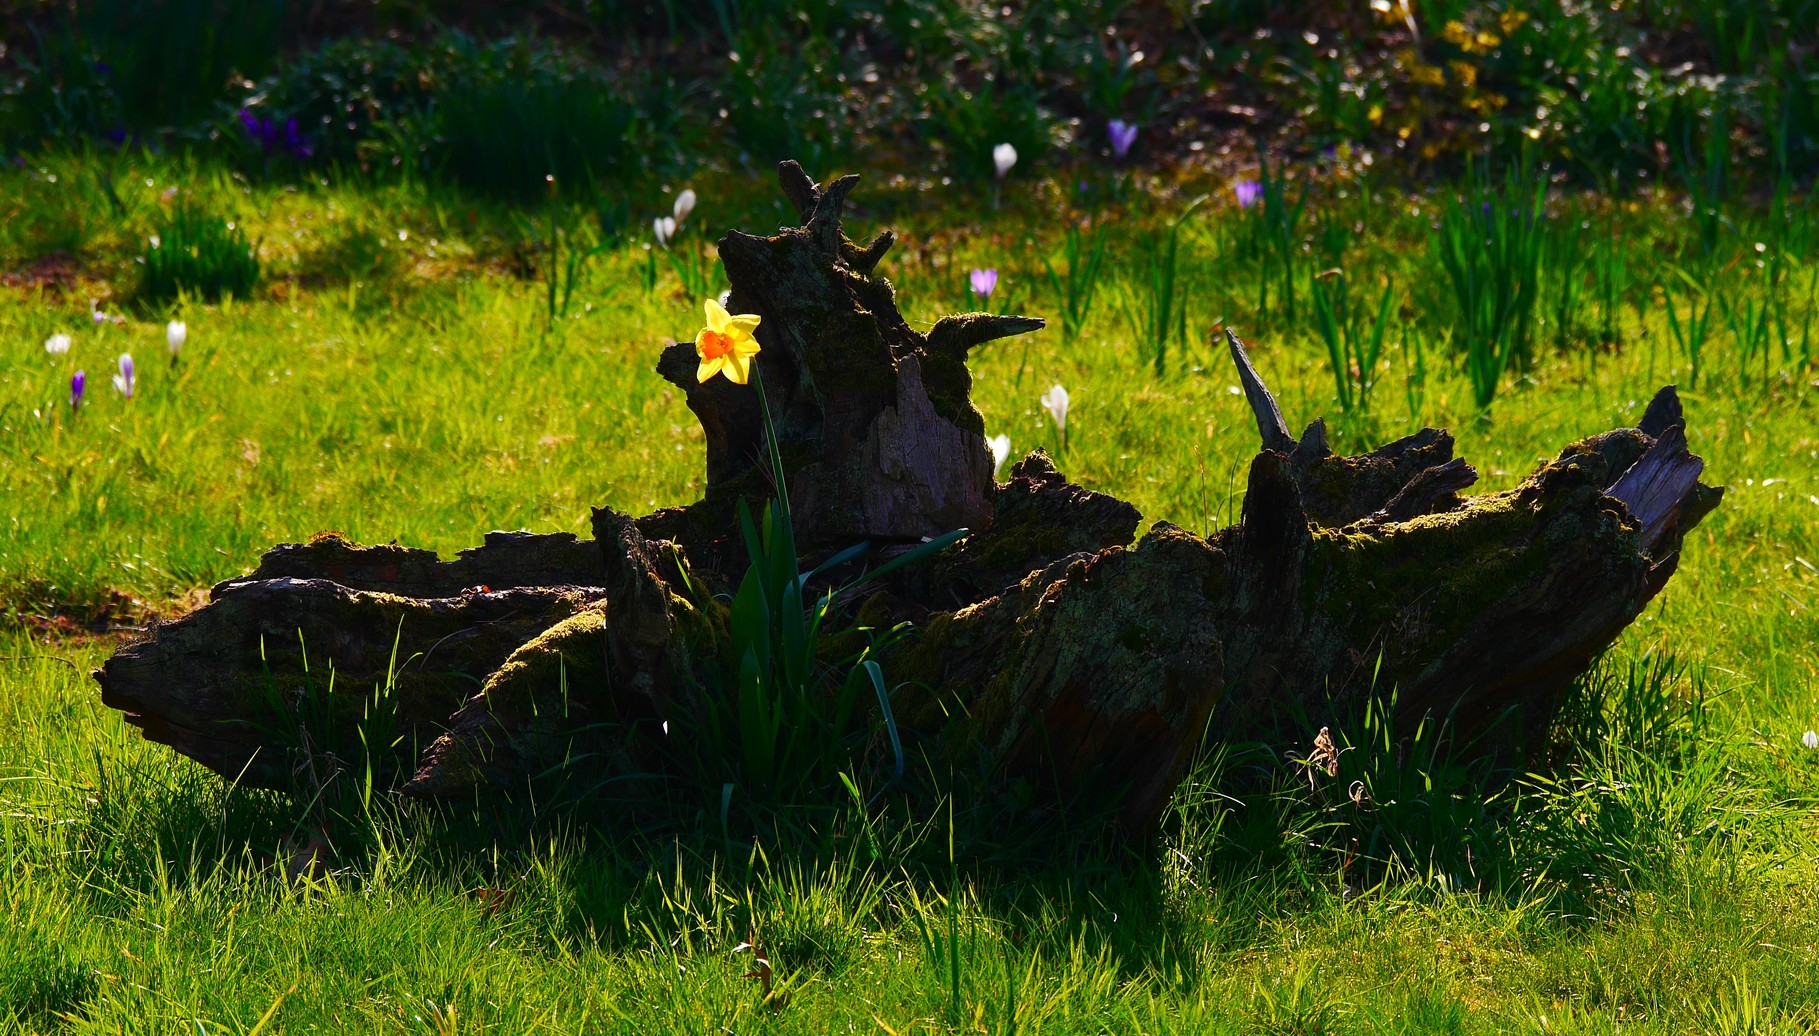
695 299 762 385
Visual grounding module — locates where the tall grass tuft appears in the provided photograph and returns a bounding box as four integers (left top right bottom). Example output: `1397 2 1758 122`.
1322 691 1510 888
1246 153 1306 321
1123 195 1207 377
1310 270 1395 413
1664 270 1716 389
136 206 262 306
1677 101 1733 257
1509 653 1779 916
1038 220 1109 344
1543 205 1588 352
1431 165 1545 409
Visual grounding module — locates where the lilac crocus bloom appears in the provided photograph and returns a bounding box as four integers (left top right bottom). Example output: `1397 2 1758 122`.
969 268 998 300
238 109 270 147
282 118 314 160
1108 119 1139 160
1234 180 1263 208
70 369 86 409
112 353 134 399
239 109 312 160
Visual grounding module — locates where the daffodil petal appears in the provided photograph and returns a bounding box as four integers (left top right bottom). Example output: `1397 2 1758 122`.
704 298 731 333
733 336 761 359
726 352 753 384
726 313 760 334
697 356 723 383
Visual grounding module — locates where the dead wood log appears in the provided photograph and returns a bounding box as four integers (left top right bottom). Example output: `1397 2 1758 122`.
94 163 1722 838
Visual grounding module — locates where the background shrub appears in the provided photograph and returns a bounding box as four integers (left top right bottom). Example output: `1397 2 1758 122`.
0 1 1814 215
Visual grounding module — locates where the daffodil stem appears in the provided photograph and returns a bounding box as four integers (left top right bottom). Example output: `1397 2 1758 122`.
753 370 792 527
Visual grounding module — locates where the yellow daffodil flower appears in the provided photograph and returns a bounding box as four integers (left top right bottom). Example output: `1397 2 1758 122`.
695 299 762 385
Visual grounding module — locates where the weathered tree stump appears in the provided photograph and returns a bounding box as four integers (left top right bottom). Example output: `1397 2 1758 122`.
96 162 1722 835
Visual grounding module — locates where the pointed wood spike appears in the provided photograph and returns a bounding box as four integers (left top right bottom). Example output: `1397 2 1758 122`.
808 173 861 252
1295 419 1329 461
1606 424 1703 555
925 313 1046 358
1637 385 1684 439
1225 329 1293 453
852 230 894 275
777 160 819 221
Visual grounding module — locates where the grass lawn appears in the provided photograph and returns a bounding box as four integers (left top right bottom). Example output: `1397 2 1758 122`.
2 151 1818 1033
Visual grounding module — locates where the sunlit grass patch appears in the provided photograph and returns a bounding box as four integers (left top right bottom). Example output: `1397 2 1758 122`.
1 147 1817 1032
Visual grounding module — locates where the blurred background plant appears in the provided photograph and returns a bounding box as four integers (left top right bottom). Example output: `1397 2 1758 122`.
135 203 261 305
0 0 1808 200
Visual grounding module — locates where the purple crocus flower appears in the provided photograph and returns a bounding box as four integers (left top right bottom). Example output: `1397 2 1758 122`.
283 118 314 160
70 369 86 409
1108 119 1139 161
239 109 312 161
238 109 270 146
969 268 998 300
1234 180 1263 208
112 353 134 400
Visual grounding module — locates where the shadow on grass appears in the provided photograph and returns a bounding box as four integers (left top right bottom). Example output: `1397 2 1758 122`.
46 647 1788 1021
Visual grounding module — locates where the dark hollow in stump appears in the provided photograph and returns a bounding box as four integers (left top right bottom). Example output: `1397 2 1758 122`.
96 162 1723 836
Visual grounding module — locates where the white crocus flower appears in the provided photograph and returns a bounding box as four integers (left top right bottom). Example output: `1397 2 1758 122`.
112 353 135 399
989 434 1011 479
166 320 187 358
672 189 697 225
993 143 1018 179
44 333 71 356
1040 384 1069 436
1804 730 1818 750
654 216 676 247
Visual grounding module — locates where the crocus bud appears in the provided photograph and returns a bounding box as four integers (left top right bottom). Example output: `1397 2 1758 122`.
70 369 86 408
989 434 1012 479
44 333 71 356
993 143 1018 179
1234 180 1263 208
1041 384 1069 436
113 353 134 399
653 216 676 247
672 189 697 225
167 320 187 357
